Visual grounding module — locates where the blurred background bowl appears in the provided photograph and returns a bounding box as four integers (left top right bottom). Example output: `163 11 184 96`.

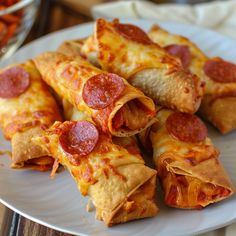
0 0 40 61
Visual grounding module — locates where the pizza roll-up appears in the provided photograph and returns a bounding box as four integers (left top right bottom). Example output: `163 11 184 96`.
0 60 62 170
34 52 156 137
80 18 203 113
148 25 236 134
57 39 86 58
145 109 234 209
62 99 159 222
33 120 158 226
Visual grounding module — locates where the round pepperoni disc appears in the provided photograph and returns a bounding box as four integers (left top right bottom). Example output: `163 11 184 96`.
82 73 125 110
203 59 236 83
0 67 30 98
114 23 153 45
164 44 191 68
166 112 207 143
59 121 99 157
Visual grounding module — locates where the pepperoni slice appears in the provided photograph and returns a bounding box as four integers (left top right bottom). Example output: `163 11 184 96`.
203 59 236 83
59 121 99 157
164 44 191 68
82 73 125 110
0 67 30 98
114 23 153 45
166 112 207 143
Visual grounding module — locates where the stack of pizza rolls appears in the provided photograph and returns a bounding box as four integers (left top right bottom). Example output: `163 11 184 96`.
148 25 236 134
80 18 204 114
0 60 62 170
32 52 160 225
0 18 235 227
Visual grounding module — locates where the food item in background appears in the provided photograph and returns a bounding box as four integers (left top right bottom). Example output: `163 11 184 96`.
148 25 207 77
0 60 62 170
57 39 86 58
34 52 156 137
33 120 158 226
81 18 203 114
148 25 236 134
141 108 234 209
0 1 22 48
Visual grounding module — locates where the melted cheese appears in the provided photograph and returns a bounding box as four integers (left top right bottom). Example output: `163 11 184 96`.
151 109 216 164
32 120 159 226
34 121 145 196
0 60 61 139
148 25 236 95
150 109 233 208
94 19 191 80
81 19 203 113
34 52 156 136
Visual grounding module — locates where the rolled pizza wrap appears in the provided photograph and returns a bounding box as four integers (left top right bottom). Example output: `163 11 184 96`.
81 18 203 113
57 39 86 58
199 94 236 134
33 120 158 226
148 109 234 209
0 60 62 170
200 58 236 134
34 52 156 137
148 25 236 134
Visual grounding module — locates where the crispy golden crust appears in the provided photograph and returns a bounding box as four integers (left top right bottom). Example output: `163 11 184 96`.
96 175 158 226
11 127 50 165
148 24 236 133
148 25 236 96
34 52 156 137
57 39 86 58
58 104 158 224
33 121 158 226
0 60 62 140
199 95 236 134
148 24 208 83
150 109 234 209
81 19 203 113
0 60 61 169
131 68 202 113
62 99 89 121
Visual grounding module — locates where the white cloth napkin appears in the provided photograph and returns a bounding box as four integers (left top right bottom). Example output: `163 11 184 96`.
92 0 236 235
92 0 236 40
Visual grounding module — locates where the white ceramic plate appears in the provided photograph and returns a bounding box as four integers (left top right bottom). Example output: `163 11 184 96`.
0 20 236 236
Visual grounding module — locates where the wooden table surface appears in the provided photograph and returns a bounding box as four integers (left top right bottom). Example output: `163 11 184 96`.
0 202 75 235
